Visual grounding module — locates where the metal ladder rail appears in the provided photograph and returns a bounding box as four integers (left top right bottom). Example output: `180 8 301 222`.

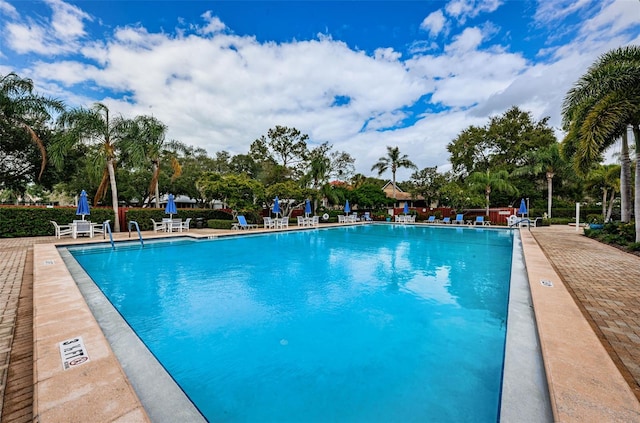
103 220 115 249
128 221 144 247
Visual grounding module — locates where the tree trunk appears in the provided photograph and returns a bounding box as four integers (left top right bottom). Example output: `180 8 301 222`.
107 159 120 232
485 187 490 216
153 162 161 208
602 188 607 218
392 170 396 214
546 172 554 218
633 125 640 243
620 130 631 223
606 190 615 222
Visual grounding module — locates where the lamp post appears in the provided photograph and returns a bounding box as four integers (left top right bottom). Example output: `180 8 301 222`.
526 198 530 218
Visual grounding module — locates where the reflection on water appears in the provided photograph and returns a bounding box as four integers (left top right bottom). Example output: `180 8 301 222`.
71 224 513 423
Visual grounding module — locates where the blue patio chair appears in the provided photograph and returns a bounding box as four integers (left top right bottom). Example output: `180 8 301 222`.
233 215 258 230
425 215 436 223
475 216 489 226
453 214 464 224
442 217 450 224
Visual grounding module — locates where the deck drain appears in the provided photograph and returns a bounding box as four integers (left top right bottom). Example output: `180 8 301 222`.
43 259 55 265
540 279 554 287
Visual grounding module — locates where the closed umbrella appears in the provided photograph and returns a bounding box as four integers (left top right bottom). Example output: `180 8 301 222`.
518 198 527 217
403 202 409 215
305 199 312 217
76 190 90 220
272 196 281 217
345 200 350 215
165 194 177 219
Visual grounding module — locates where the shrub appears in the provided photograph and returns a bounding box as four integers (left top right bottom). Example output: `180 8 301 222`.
208 219 234 229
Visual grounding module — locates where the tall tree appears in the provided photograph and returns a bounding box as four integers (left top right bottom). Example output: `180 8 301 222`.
53 103 131 232
586 164 620 222
0 72 64 191
371 146 417 201
250 125 309 182
124 115 180 208
468 169 518 216
561 45 640 241
513 143 567 218
448 107 556 179
409 166 446 207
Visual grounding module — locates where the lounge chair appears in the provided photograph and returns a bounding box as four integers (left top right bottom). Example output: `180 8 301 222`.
425 215 436 224
475 216 490 226
233 215 258 230
50 221 72 239
442 217 451 224
363 212 373 222
453 214 464 224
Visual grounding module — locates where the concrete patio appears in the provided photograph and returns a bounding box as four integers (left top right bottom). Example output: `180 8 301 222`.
1 224 639 422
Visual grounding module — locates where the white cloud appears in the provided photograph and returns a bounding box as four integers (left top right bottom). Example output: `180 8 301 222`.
534 0 595 24
445 0 503 24
420 10 448 38
0 0 18 19
199 11 226 35
4 0 640 180
47 0 91 42
4 0 91 55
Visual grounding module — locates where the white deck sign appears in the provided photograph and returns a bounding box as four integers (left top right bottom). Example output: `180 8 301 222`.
59 336 90 370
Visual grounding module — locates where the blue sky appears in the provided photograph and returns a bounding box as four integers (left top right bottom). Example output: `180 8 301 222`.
1 0 639 180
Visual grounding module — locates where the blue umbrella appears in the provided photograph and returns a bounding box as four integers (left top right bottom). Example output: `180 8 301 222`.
76 190 90 220
344 200 350 214
165 194 177 219
518 198 527 216
272 196 281 217
305 199 312 217
403 202 409 215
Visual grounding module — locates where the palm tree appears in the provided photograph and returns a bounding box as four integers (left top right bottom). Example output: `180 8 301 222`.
126 115 182 208
0 72 64 182
54 103 132 232
586 164 620 221
513 143 567 218
468 169 518 216
561 45 640 241
371 146 417 201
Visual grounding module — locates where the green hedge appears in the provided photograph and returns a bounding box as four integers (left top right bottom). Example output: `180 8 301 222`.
0 206 235 237
207 219 234 229
0 206 114 238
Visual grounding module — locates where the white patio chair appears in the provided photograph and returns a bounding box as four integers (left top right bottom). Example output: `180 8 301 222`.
50 221 72 239
151 219 165 233
180 218 192 231
263 217 275 229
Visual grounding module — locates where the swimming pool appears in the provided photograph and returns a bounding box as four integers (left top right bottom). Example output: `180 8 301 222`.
69 224 514 422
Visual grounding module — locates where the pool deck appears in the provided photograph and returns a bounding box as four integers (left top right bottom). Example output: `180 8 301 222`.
1 223 640 422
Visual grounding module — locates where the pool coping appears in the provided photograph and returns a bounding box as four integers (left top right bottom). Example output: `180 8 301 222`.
31 224 640 422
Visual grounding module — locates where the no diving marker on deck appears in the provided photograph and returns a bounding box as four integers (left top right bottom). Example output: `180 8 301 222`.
540 279 554 287
59 336 90 370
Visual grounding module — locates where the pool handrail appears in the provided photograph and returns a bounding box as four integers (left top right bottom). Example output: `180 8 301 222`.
103 220 115 249
128 221 144 247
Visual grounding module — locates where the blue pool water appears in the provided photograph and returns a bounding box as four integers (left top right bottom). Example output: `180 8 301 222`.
69 224 514 422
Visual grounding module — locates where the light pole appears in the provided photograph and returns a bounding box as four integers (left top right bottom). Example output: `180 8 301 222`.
526 197 530 218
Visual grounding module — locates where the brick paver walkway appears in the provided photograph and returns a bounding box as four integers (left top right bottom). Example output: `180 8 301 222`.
0 226 639 421
531 225 640 401
0 237 55 423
